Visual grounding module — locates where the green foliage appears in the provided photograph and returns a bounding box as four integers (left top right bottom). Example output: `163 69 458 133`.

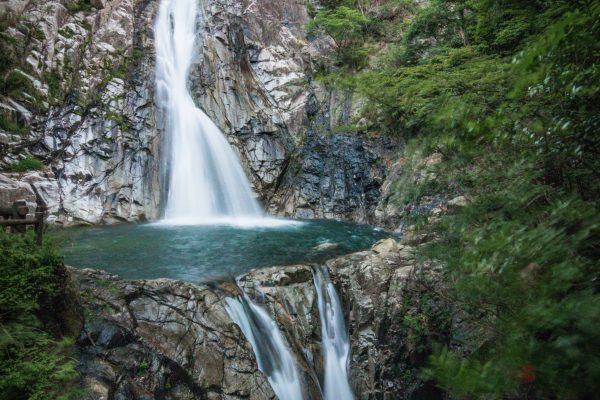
307 6 370 68
0 231 82 399
0 115 29 135
10 156 44 172
414 3 599 399
319 0 356 10
333 0 600 398
65 0 94 14
44 70 64 106
356 46 511 135
0 70 37 100
422 158 600 398
509 4 600 199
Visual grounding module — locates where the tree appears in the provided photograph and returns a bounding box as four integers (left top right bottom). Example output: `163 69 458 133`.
307 6 370 68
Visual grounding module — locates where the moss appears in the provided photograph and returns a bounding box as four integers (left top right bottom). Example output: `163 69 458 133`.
105 111 131 131
0 12 20 32
0 70 47 111
43 70 64 106
131 47 144 61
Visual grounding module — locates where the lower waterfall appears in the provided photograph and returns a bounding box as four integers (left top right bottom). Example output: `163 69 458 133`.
225 296 304 399
226 267 354 400
154 0 263 223
314 266 354 400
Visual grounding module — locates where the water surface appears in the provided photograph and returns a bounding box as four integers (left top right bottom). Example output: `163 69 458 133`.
53 220 390 283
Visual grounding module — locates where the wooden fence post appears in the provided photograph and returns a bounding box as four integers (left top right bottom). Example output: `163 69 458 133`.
0 200 45 245
35 211 44 245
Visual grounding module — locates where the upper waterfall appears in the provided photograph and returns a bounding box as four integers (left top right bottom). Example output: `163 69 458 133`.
154 0 263 223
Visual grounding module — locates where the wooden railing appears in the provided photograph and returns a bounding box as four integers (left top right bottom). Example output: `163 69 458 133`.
0 200 45 245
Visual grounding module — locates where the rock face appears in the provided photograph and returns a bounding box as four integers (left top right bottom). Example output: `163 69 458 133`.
0 0 162 225
328 244 449 399
189 0 398 222
0 172 38 215
73 239 450 399
0 0 397 225
72 269 276 400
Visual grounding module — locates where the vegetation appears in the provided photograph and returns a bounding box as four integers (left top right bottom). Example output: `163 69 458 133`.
0 115 29 135
307 5 370 68
310 0 600 398
0 231 81 399
10 156 44 172
65 0 94 15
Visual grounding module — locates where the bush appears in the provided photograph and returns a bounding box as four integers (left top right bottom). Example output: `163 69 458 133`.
0 115 29 135
10 156 44 172
0 231 82 399
307 6 370 69
343 1 600 398
65 0 93 14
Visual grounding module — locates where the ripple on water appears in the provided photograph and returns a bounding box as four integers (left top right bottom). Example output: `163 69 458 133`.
52 219 392 283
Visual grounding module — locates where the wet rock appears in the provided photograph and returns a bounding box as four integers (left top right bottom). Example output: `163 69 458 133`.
71 268 275 400
1 0 162 225
327 246 449 400
313 241 338 252
2 0 399 224
72 241 451 400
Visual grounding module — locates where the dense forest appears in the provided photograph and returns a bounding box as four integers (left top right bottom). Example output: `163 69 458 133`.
308 0 600 398
1 0 599 399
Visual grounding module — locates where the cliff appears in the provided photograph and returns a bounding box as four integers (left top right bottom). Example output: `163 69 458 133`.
0 0 398 225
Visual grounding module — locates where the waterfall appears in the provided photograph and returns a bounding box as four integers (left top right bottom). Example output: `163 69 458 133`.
154 0 263 223
225 267 353 400
313 266 354 400
225 296 304 400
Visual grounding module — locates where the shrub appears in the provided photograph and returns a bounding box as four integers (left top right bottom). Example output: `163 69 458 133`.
344 1 600 398
65 0 93 14
0 231 82 399
0 115 29 135
10 156 44 172
307 6 370 69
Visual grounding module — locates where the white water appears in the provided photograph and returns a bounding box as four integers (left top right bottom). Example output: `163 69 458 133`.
154 0 264 224
226 268 354 400
225 296 304 400
314 266 354 400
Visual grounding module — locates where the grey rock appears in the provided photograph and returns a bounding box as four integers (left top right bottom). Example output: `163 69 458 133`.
72 240 451 400
0 173 38 215
2 0 399 225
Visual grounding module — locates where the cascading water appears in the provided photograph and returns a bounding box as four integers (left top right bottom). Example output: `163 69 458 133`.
313 266 354 400
225 296 304 400
154 0 263 223
225 268 354 400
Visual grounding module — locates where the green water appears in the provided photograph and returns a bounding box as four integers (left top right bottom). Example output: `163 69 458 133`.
52 220 391 283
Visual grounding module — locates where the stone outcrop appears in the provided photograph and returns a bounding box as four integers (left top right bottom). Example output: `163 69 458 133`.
328 241 449 399
73 239 451 399
375 151 454 232
1 0 398 225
